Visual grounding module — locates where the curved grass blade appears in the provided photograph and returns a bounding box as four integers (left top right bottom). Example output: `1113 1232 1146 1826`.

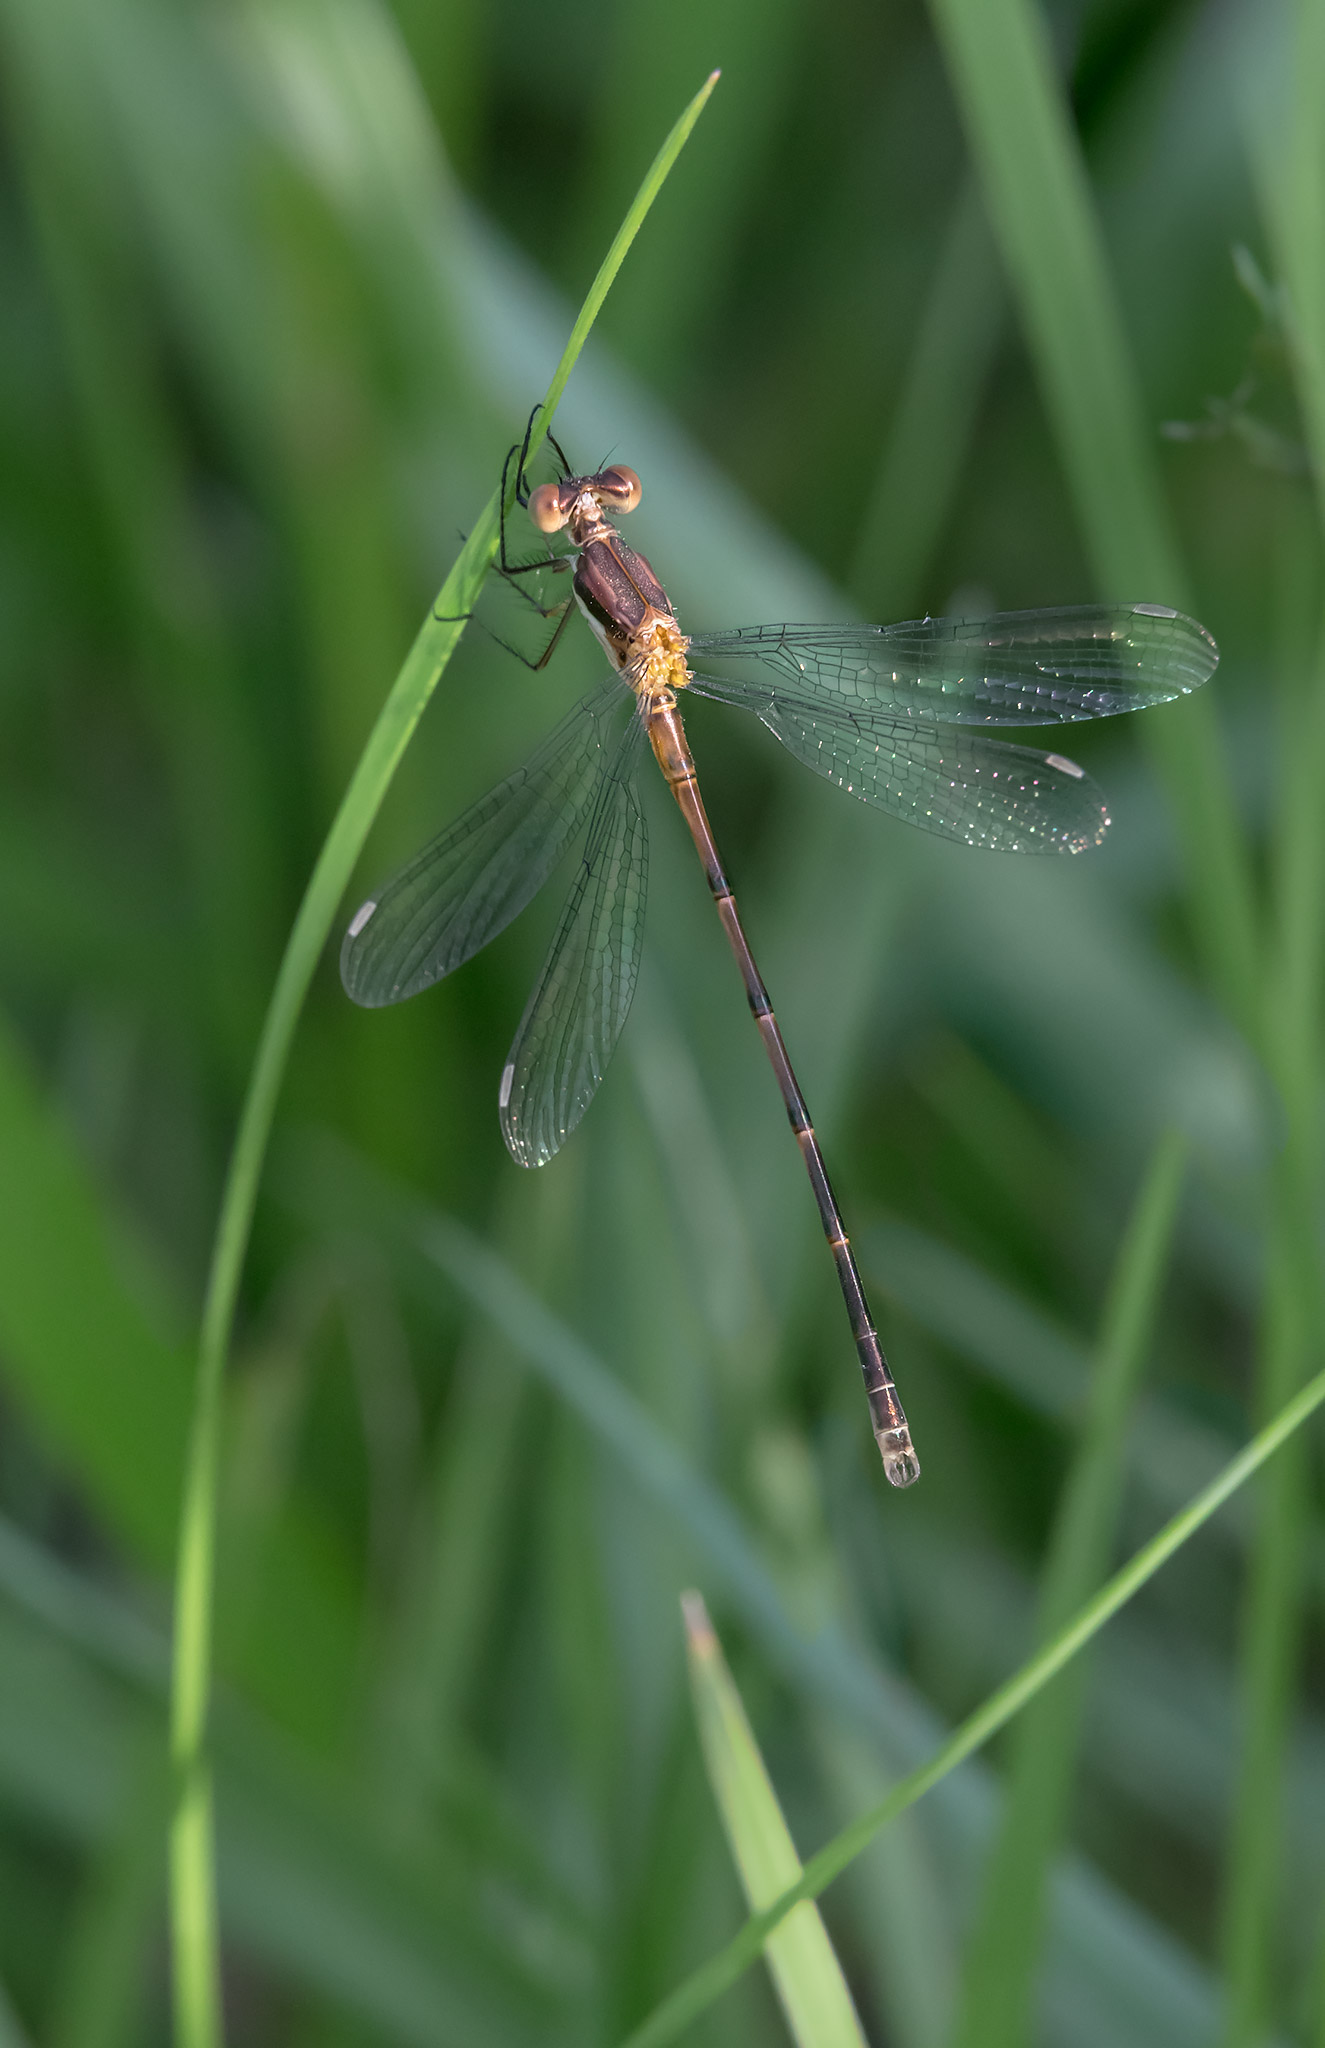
501 717 648 1167
168 69 721 2048
683 1593 869 2048
688 605 1217 727
685 676 1109 853
617 1362 1325 2048
340 679 626 1006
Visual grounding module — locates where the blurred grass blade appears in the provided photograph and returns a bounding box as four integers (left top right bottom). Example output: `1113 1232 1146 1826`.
0 1976 33 2048
166 70 720 2048
1238 1 1325 2028
0 1513 166 1691
1231 28 1325 2044
864 1217 1255 1549
849 173 1004 617
1259 0 1325 528
951 1132 1186 2048
0 1597 562 2045
925 0 1257 1029
415 1209 820 1664
812 1723 955 2048
683 1592 868 2048
1217 619 1324 2045
49 1742 168 2048
0 1008 190 1564
617 1360 1325 2048
574 8 795 378
926 0 1176 593
1219 1230 1313 2048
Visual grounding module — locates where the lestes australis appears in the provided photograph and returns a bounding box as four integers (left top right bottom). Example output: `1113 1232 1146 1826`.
341 430 1218 1486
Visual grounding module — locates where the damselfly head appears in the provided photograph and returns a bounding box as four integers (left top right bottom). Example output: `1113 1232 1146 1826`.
527 466 642 535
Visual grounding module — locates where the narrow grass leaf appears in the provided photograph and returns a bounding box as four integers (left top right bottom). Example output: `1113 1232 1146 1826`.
864 1216 1243 1539
812 1722 955 2048
926 0 1257 1029
926 0 1176 591
1221 21 1325 2040
0 1008 189 1564
576 6 795 378
617 1360 1325 2048
1216 638 1325 2048
166 70 720 2048
1261 0 1325 530
48 1742 169 2048
951 1132 1187 2048
849 174 1004 617
683 1591 868 2048
0 1514 166 1691
1218 1242 1313 2048
0 1976 34 2048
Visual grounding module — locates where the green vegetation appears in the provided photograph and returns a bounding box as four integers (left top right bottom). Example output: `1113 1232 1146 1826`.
0 1 1320 2044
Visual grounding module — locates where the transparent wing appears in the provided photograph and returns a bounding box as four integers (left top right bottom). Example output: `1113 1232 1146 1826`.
501 716 649 1168
684 676 1109 853
688 604 1217 726
341 679 628 1007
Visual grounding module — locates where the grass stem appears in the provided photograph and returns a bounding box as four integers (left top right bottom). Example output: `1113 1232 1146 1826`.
165 70 719 2048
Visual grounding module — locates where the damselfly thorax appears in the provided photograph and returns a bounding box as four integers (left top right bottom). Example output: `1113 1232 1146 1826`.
527 464 693 710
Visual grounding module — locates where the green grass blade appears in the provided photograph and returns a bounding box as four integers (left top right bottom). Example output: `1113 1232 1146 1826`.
927 0 1176 593
812 1723 955 2048
1221 18 1325 2039
49 1744 168 2048
863 1218 1247 1544
950 1132 1187 2048
166 70 720 2048
683 1593 868 2048
849 174 1004 617
925 0 1258 1029
1218 1258 1313 2048
617 1361 1325 2048
0 1010 190 1564
1217 628 1324 2045
0 1974 34 2048
1264 0 1325 530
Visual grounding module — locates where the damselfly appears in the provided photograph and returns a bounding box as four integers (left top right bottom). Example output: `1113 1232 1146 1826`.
342 429 1218 1485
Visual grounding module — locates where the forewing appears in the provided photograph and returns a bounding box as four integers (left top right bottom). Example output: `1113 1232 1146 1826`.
685 679 1109 853
688 604 1217 726
501 717 649 1167
341 680 628 1006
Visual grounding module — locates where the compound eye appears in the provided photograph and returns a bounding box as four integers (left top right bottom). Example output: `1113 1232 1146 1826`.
528 483 569 533
598 465 641 513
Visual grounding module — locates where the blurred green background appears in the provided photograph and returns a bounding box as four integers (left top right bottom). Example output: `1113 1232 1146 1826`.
0 0 1321 2041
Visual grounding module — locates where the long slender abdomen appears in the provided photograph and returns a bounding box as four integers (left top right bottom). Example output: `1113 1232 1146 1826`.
644 695 919 1486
